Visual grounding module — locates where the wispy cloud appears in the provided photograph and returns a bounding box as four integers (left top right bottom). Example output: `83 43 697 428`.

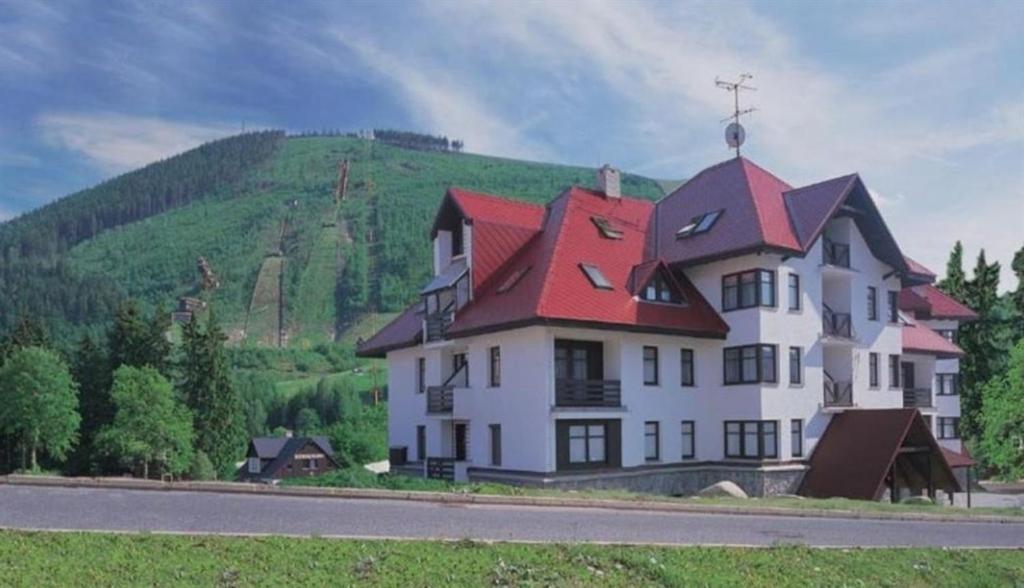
36 113 242 174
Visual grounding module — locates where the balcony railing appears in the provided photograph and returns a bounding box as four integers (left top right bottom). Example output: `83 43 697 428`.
822 304 853 339
903 388 934 409
824 377 853 408
426 385 454 414
555 379 622 408
822 237 851 268
426 457 456 481
425 302 455 342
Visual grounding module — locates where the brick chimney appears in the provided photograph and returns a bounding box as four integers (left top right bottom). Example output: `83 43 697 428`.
596 164 621 199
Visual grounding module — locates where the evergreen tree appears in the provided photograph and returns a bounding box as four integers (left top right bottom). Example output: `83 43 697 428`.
69 335 114 474
0 312 49 362
958 250 1002 438
1012 245 1024 339
108 300 173 377
938 241 968 302
0 346 80 470
181 311 244 477
96 366 194 479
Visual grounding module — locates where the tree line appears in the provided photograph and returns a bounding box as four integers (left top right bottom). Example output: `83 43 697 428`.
0 302 244 480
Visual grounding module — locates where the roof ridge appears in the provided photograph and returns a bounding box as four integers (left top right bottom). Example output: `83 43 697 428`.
661 156 741 201
449 186 547 210
740 156 794 190
535 190 576 317
738 159 769 244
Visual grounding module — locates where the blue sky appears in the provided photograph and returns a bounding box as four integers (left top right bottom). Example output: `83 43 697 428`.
1 0 1021 288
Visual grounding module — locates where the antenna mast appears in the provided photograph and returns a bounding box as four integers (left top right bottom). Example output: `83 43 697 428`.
715 73 757 157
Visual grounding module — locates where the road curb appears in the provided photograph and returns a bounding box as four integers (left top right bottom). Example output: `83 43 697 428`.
2 475 1020 525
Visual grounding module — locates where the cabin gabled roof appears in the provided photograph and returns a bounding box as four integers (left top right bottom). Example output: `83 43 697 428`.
247 436 339 478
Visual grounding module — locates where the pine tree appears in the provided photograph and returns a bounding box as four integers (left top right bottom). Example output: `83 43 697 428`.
958 250 1002 438
108 300 173 377
1011 245 1024 339
69 335 114 474
0 312 50 362
181 310 244 477
938 241 968 303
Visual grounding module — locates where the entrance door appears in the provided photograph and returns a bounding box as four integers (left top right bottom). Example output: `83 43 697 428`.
901 362 915 389
454 423 468 461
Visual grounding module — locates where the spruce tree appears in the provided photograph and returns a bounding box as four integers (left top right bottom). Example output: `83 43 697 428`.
938 241 968 303
69 335 114 474
1012 245 1024 339
108 300 173 377
959 250 1002 438
181 311 244 477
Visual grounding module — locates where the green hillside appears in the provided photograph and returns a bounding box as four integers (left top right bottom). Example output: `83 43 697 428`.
2 133 668 349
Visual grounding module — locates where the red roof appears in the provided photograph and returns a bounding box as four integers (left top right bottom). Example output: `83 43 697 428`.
899 284 978 321
903 256 936 280
446 187 546 231
800 409 960 500
902 318 964 358
448 187 729 339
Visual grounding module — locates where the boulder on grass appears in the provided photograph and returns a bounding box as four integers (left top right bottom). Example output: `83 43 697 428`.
698 480 748 499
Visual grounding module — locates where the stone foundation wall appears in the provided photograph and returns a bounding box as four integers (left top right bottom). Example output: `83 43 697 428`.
470 464 807 498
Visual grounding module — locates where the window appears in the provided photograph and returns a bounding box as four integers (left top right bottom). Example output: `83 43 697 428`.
451 223 464 257
936 329 957 343
644 421 660 461
580 263 613 289
680 348 695 387
867 287 878 321
936 373 959 396
304 458 318 470
643 346 659 386
568 423 607 464
869 353 879 388
676 209 723 238
724 344 777 385
889 354 901 388
497 266 531 294
642 272 682 304
938 417 960 439
788 274 801 311
247 457 261 474
489 346 501 387
681 421 695 459
789 347 802 385
888 291 899 323
722 269 775 311
591 216 624 240
489 424 502 466
724 421 778 459
417 357 426 394
416 425 426 461
452 352 468 385
791 420 803 458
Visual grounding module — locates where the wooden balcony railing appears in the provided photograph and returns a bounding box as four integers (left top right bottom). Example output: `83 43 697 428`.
426 385 454 414
824 378 853 408
823 237 851 268
903 388 934 409
823 304 853 339
426 457 456 481
555 379 622 408
425 303 454 342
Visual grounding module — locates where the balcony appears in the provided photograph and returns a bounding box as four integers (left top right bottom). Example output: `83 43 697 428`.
426 385 454 414
823 377 853 408
822 305 853 340
822 237 851 268
903 388 934 409
425 304 454 342
555 379 622 408
426 457 456 481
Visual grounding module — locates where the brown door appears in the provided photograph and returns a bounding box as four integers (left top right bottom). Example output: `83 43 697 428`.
454 423 467 461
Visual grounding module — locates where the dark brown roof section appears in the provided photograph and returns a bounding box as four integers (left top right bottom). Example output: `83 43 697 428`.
356 303 423 358
799 409 960 500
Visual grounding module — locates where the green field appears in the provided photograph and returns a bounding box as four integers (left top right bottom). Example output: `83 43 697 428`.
1 531 1021 587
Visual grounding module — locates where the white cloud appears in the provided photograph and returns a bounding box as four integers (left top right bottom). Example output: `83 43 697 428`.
0 206 14 223
37 113 242 174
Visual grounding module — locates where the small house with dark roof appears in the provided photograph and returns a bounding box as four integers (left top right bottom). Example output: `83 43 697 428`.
358 156 973 502
240 435 340 482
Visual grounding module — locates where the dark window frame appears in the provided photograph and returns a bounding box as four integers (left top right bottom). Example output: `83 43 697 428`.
791 419 803 458
889 354 901 389
724 420 779 459
643 345 660 386
417 357 426 394
488 346 501 387
723 344 778 385
489 423 502 466
641 271 683 304
868 287 878 321
680 348 695 387
580 263 613 290
869 352 880 388
644 421 660 462
722 269 776 312
888 290 900 323
937 417 960 439
788 273 801 311
789 346 803 385
936 373 959 396
681 421 695 459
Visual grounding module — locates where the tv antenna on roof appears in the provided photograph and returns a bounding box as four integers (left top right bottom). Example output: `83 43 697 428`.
716 73 757 157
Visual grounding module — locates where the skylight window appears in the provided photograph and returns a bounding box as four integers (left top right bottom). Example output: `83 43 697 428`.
676 209 723 239
591 216 624 240
497 266 531 294
580 263 613 290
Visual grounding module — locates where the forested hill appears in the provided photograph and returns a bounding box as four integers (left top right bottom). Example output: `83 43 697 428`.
0 132 668 349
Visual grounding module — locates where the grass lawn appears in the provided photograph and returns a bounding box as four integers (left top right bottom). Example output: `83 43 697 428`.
1 531 1021 587
282 467 1024 519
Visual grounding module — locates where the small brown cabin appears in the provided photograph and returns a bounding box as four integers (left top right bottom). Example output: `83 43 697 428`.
239 435 340 482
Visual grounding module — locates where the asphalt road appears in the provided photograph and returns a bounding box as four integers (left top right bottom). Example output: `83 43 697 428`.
1 486 1022 548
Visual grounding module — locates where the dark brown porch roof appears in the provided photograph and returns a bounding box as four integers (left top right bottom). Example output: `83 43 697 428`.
799 408 960 500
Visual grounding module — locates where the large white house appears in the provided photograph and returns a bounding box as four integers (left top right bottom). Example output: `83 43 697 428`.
357 157 977 501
